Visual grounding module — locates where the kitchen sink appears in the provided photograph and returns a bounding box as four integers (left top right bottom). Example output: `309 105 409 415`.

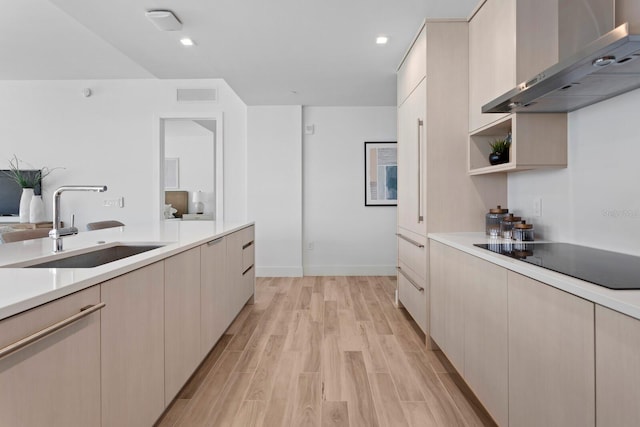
24 245 164 268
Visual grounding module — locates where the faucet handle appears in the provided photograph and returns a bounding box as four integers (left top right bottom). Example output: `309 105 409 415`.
49 227 79 239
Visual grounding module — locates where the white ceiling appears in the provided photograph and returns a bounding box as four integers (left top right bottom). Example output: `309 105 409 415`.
3 0 480 106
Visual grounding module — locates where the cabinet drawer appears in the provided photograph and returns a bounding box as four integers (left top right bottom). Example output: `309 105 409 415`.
242 242 255 272
0 287 101 427
397 25 426 106
397 232 426 280
397 265 427 332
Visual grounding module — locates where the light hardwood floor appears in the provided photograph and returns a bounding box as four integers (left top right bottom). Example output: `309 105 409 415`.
156 276 496 427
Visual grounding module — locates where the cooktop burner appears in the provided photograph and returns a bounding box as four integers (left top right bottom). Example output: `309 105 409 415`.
473 242 640 290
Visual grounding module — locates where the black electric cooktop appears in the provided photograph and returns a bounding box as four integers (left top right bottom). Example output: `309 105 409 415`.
473 242 640 290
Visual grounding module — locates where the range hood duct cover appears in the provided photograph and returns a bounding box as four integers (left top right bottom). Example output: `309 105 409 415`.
482 24 640 114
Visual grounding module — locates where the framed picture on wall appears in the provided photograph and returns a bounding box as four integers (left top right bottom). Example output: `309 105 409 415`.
364 141 397 206
165 157 180 189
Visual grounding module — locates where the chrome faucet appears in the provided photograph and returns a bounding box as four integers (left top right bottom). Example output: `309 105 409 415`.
49 185 107 253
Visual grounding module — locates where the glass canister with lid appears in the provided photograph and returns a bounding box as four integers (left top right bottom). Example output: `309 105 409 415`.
486 205 509 237
514 220 535 241
500 213 522 239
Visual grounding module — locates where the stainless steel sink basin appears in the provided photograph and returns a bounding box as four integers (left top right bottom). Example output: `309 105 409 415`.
25 245 164 268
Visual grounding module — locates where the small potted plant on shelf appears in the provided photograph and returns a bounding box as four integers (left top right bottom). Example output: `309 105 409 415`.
488 132 512 165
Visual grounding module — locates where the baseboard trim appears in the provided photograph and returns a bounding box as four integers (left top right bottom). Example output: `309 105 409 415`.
303 265 396 276
256 266 304 277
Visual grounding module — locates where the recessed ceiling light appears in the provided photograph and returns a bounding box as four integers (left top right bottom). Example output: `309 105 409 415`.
376 36 388 45
180 38 195 46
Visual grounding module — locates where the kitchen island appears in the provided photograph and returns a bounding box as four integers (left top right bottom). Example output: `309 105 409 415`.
429 232 640 427
0 220 255 427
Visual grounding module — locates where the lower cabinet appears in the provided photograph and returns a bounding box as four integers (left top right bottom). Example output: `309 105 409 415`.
431 240 508 425
397 230 427 333
397 265 427 332
0 225 256 426
595 305 640 426
463 254 508 427
0 286 102 427
101 262 165 427
226 225 256 320
430 241 597 427
165 246 202 405
201 235 228 357
508 272 595 427
429 240 465 372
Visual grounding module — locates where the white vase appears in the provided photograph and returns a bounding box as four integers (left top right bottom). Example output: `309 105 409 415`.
29 195 46 223
19 188 34 223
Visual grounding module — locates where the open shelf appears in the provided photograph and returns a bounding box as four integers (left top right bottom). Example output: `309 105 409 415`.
468 113 568 175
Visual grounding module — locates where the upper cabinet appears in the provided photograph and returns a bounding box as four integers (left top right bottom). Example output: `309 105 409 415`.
467 0 610 174
469 0 560 132
397 26 426 106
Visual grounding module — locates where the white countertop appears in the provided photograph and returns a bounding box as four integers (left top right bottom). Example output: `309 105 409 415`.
0 221 253 320
429 232 640 321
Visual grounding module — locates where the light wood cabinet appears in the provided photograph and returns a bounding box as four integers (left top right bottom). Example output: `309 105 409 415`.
397 264 427 332
468 0 568 175
430 240 508 426
469 0 560 132
398 21 505 341
468 113 567 175
468 0 515 132
397 25 426 106
101 262 165 427
463 253 508 427
508 271 595 427
0 286 101 427
429 240 464 373
397 78 426 238
595 305 640 426
201 235 227 357
165 247 202 404
226 225 256 322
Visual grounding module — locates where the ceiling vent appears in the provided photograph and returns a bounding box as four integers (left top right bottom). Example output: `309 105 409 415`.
176 88 218 103
145 10 182 31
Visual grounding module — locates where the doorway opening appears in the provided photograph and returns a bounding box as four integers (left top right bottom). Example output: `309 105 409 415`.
157 114 223 222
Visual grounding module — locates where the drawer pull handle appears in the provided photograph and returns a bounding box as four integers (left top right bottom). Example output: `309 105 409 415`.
397 267 424 292
396 233 424 248
242 265 254 276
242 241 254 250
0 302 106 360
207 237 224 246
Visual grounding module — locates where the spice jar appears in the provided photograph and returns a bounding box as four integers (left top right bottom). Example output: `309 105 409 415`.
514 220 535 241
500 213 522 239
486 205 509 237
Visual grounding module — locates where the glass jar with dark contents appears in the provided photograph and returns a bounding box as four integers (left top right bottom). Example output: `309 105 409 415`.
514 220 535 241
500 213 522 239
486 205 509 237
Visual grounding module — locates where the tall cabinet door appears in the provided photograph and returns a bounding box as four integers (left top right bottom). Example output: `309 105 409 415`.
101 262 165 427
165 247 202 404
201 236 227 357
397 78 427 236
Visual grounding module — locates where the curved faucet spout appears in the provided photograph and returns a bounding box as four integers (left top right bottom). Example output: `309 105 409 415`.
50 185 108 253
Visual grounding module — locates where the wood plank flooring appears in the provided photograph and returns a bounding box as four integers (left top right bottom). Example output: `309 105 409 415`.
156 276 496 427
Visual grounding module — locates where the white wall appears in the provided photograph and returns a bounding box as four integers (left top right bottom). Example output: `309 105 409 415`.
508 88 640 255
165 120 215 215
303 106 397 275
0 79 247 229
247 106 303 276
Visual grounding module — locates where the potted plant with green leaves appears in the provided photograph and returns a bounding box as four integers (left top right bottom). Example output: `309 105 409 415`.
488 132 512 165
4 155 60 223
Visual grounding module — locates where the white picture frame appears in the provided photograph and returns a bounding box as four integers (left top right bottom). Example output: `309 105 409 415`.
165 158 180 189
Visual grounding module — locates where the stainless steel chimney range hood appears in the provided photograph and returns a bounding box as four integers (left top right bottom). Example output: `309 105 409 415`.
482 24 640 114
